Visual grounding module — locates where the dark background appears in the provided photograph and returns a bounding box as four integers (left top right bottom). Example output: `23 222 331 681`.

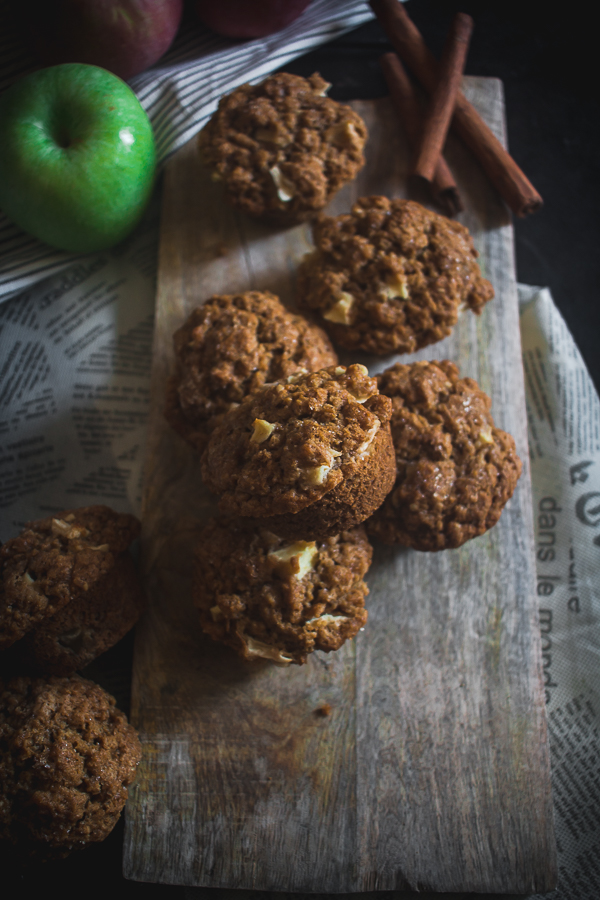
6 0 598 896
285 0 600 396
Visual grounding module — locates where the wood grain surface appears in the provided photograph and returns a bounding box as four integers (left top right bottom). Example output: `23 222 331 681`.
123 77 557 894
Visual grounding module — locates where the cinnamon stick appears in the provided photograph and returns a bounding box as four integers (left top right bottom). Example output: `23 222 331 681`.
413 12 472 184
380 52 463 215
370 0 543 217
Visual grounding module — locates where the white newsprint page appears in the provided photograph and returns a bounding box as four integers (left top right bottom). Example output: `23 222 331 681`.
0 203 158 538
520 286 600 900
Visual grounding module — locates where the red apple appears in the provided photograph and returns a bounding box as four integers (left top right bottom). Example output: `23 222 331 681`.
193 0 312 39
18 0 183 82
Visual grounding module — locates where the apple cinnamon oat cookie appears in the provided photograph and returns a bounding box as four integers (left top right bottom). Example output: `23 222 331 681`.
198 72 367 224
367 361 522 550
165 290 338 453
201 364 396 540
0 505 144 671
0 674 141 858
193 518 372 666
297 196 494 355
9 554 145 676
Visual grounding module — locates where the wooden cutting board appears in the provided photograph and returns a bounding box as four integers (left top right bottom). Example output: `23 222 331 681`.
123 77 557 894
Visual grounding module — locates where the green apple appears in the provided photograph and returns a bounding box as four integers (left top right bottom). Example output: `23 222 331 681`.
0 63 156 253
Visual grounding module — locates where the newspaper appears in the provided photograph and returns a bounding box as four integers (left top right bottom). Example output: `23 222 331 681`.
0 197 159 536
1 230 598 894
521 285 600 900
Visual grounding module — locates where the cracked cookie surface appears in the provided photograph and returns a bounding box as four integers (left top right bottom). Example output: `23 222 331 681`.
297 196 494 355
165 291 337 453
0 675 141 857
198 72 367 224
193 518 372 665
367 361 522 550
0 506 140 652
201 364 395 538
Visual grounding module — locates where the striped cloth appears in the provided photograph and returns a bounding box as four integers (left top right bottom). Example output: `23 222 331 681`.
0 0 376 303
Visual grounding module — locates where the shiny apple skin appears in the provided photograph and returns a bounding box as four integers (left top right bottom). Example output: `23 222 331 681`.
0 64 156 253
19 0 183 82
193 0 312 39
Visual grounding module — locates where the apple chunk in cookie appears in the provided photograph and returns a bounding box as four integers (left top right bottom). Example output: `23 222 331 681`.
200 365 396 540
193 518 372 666
367 361 522 550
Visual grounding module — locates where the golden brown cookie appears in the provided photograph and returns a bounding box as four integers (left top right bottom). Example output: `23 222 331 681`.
0 506 143 668
165 290 338 453
193 518 372 665
0 675 141 858
198 72 367 224
367 361 522 550
201 364 396 540
297 196 494 354
9 554 145 676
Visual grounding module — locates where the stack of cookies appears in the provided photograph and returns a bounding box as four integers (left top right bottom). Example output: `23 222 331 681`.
168 304 395 666
163 70 522 668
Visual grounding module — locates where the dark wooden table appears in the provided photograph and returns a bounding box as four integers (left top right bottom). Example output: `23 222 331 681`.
6 1 597 896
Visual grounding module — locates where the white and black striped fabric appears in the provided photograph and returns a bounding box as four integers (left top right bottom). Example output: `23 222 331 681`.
0 0 376 303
